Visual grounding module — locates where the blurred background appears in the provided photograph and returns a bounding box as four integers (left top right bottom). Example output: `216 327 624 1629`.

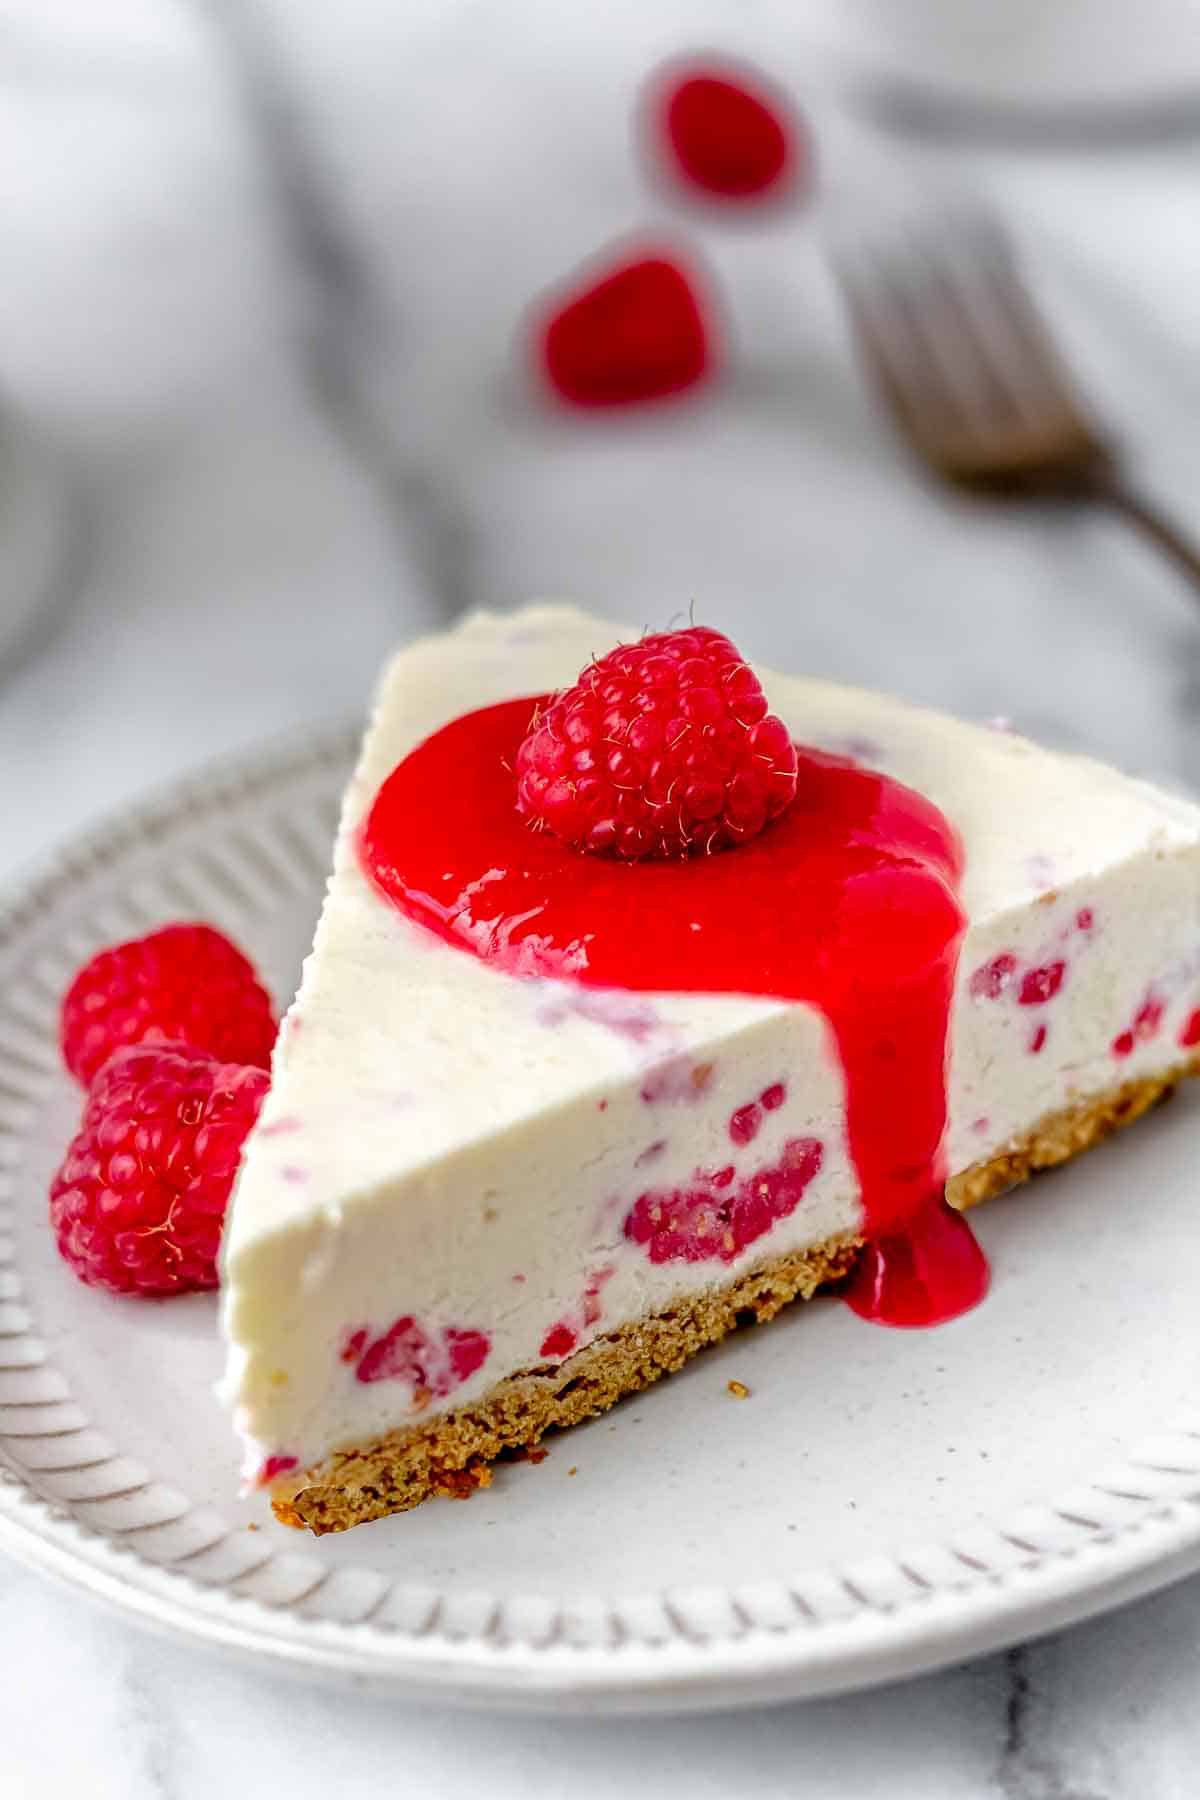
3 0 1200 886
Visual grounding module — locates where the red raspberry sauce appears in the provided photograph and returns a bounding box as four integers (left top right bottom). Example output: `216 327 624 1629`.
361 698 988 1329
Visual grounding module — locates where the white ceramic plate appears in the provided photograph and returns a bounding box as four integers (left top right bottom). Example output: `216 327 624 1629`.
803 0 1200 120
3 732 1200 1714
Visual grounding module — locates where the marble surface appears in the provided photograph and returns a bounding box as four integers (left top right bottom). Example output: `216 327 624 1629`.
4 0 1200 1791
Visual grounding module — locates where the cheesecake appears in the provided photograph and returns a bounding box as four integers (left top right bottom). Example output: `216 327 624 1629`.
221 604 1200 1532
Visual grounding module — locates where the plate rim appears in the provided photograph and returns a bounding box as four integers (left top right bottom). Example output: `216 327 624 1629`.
4 726 1200 1711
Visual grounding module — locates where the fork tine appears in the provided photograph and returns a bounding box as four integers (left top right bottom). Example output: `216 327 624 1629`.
938 210 1092 429
839 231 1027 459
837 206 1098 466
896 230 1026 431
834 200 1115 493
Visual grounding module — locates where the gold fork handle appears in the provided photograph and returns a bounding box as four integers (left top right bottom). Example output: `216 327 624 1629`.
1083 467 1200 599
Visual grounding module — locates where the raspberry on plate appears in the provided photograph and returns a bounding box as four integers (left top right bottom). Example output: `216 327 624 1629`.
514 625 799 859
61 922 276 1086
49 1042 269 1296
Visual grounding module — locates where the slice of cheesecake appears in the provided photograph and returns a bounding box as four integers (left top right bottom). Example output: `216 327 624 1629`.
221 604 1200 1532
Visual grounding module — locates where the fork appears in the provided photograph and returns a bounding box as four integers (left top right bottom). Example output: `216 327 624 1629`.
833 207 1200 596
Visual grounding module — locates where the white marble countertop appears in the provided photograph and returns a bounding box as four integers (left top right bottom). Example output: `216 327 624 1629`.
4 2 1200 1792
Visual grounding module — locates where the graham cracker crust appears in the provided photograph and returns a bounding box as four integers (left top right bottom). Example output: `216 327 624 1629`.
273 1061 1194 1533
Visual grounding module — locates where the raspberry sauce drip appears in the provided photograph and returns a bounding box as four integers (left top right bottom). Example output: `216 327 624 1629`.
361 697 988 1329
844 1194 989 1327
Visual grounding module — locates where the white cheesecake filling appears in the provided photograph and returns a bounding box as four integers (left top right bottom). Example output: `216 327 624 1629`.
220 606 1200 1482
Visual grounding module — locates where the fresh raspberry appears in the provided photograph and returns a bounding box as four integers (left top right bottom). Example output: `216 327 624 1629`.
61 923 276 1086
515 626 798 859
49 1042 269 1295
653 63 800 202
537 251 714 408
